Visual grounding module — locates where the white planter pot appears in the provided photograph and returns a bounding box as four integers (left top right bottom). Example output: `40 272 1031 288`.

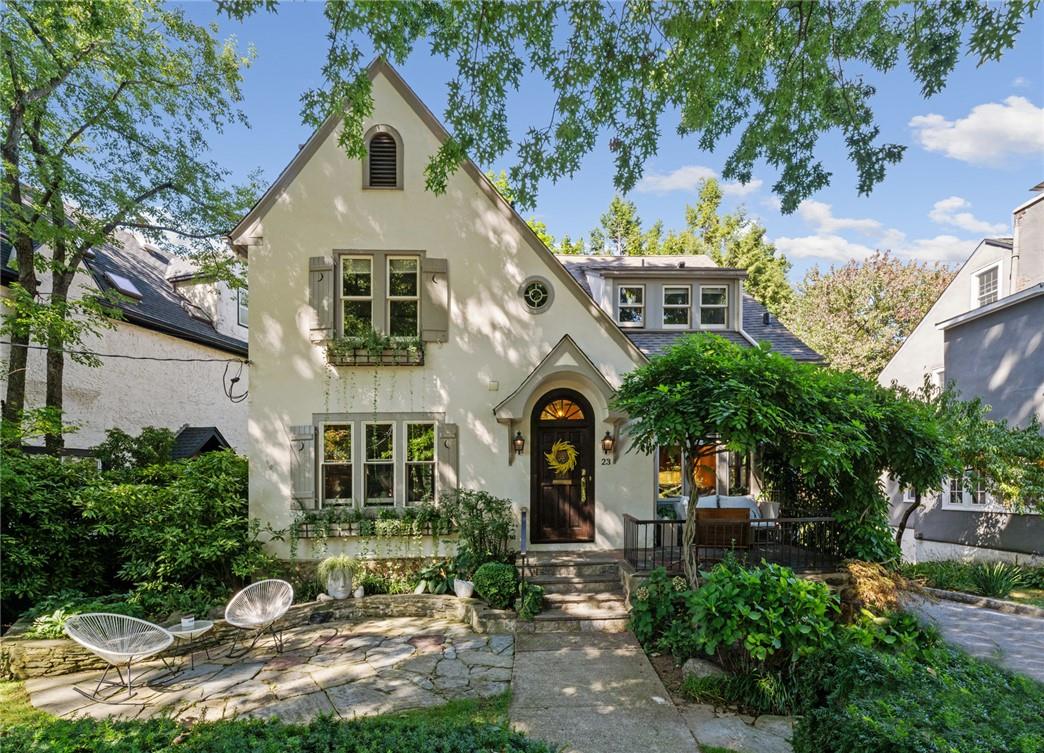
353 586 365 599
453 578 475 598
326 570 353 600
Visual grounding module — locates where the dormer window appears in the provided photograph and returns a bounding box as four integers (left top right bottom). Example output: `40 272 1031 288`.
699 286 728 328
364 125 402 189
617 285 645 327
972 263 1000 308
663 285 691 328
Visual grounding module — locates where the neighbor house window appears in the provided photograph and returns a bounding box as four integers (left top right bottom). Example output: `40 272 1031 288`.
341 256 373 334
617 285 645 327
237 288 248 327
658 445 683 498
321 424 353 505
727 451 750 495
364 423 395 506
387 256 419 336
944 473 991 508
973 263 1000 308
663 285 691 328
405 422 436 504
700 286 728 327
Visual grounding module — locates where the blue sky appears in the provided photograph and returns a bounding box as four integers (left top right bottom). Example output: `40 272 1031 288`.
182 2 1044 281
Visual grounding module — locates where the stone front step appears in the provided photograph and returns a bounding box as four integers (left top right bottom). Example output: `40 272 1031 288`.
543 592 629 613
517 608 631 633
521 558 621 578
527 574 622 594
539 599 629 620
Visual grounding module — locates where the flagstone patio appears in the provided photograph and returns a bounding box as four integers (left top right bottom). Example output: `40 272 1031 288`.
25 616 514 723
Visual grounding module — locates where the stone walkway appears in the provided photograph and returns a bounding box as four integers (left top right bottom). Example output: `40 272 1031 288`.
509 632 793 753
907 595 1044 682
26 617 514 722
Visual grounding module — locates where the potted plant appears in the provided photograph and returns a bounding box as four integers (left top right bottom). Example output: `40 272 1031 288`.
316 554 359 600
453 546 478 598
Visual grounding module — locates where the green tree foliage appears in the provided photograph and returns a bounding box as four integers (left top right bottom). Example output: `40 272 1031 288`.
1 1 260 449
93 426 176 472
784 251 956 378
220 1 1036 212
589 195 649 255
613 334 950 577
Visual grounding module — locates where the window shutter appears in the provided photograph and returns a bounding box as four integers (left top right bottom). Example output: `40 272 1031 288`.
368 133 398 187
437 423 459 498
309 256 334 341
421 257 449 343
290 424 316 508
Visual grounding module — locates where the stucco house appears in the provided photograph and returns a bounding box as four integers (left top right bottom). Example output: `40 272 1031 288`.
232 59 820 557
879 184 1043 563
0 229 249 454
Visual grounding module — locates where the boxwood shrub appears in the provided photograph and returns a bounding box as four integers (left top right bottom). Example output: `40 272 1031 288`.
793 642 1044 753
473 562 517 609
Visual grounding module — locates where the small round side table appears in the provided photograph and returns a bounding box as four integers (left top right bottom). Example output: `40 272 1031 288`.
165 620 214 672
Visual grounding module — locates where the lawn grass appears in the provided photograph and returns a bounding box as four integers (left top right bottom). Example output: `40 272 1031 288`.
383 691 512 726
1008 587 1044 608
0 680 50 728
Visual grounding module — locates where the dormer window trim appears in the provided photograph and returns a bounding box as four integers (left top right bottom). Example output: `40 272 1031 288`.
699 285 728 330
662 284 691 329
616 284 645 328
363 124 403 190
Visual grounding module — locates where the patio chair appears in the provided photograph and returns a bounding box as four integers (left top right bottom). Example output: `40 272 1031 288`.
224 579 294 658
695 508 753 566
63 613 173 702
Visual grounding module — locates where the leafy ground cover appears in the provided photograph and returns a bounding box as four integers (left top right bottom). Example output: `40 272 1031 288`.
0 686 554 753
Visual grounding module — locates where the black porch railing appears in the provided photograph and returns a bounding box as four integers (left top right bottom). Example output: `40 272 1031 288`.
623 514 841 574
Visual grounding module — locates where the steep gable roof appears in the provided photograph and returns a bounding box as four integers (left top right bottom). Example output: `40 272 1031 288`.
229 57 647 366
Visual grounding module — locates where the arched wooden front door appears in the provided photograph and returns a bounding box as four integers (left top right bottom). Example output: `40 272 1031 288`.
530 389 595 543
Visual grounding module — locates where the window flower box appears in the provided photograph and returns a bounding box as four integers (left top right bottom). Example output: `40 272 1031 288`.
326 336 424 367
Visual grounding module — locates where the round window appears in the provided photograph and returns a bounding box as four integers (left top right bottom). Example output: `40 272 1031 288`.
520 277 554 313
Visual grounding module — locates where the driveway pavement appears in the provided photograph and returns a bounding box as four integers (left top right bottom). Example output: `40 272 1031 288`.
907 596 1044 682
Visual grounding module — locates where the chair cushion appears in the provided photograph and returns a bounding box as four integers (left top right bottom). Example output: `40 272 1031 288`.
717 495 760 518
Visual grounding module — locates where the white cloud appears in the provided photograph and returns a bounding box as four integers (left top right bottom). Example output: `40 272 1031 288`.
796 199 883 235
1012 76 1030 88
721 178 764 197
636 164 762 197
773 232 974 264
909 96 1044 166
774 234 877 261
928 196 1006 235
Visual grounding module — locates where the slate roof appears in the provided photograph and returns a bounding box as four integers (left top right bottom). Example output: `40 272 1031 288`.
741 296 822 362
172 426 231 459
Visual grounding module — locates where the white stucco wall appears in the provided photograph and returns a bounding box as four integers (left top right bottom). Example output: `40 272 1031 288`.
0 249 248 452
244 70 657 552
174 277 249 341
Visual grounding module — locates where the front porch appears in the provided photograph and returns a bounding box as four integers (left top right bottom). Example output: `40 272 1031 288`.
622 514 841 574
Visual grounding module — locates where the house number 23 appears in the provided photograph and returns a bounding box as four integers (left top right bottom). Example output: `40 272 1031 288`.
600 458 612 465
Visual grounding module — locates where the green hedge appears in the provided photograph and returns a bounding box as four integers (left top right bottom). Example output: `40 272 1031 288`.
793 642 1044 753
0 712 554 753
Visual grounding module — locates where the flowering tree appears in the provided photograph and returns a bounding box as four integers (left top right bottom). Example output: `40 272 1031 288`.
783 251 955 378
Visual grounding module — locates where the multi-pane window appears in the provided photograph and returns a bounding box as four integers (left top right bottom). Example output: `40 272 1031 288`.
617 285 645 327
364 423 395 506
970 474 988 505
387 256 419 336
237 288 249 327
657 445 683 498
341 256 373 333
727 451 750 495
975 265 999 307
700 286 728 327
405 423 436 504
945 473 990 506
321 424 352 505
663 285 691 328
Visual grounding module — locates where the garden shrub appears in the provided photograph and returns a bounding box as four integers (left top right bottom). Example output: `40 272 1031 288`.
93 426 175 472
900 559 1039 599
792 642 1044 753
0 710 555 753
970 560 1025 598
515 581 544 620
0 452 112 619
899 559 977 592
440 489 514 562
688 560 839 674
22 591 145 639
684 670 796 717
842 609 940 661
629 568 695 658
473 562 517 609
414 559 455 594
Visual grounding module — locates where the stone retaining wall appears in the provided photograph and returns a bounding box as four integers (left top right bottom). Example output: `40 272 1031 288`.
1 594 514 680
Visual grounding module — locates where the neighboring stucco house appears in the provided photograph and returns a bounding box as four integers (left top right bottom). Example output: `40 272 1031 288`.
231 59 820 557
879 185 1043 563
0 229 249 453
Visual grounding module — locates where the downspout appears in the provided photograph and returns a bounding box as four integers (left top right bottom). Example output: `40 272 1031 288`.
1010 210 1022 294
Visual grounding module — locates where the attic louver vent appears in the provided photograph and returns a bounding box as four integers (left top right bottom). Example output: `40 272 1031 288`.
368 133 398 187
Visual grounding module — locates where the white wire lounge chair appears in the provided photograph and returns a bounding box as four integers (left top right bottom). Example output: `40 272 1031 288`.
224 579 294 657
63 613 173 701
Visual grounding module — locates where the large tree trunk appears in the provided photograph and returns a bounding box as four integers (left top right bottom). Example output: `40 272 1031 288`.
43 314 66 454
894 491 921 551
682 481 700 586
2 231 39 436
